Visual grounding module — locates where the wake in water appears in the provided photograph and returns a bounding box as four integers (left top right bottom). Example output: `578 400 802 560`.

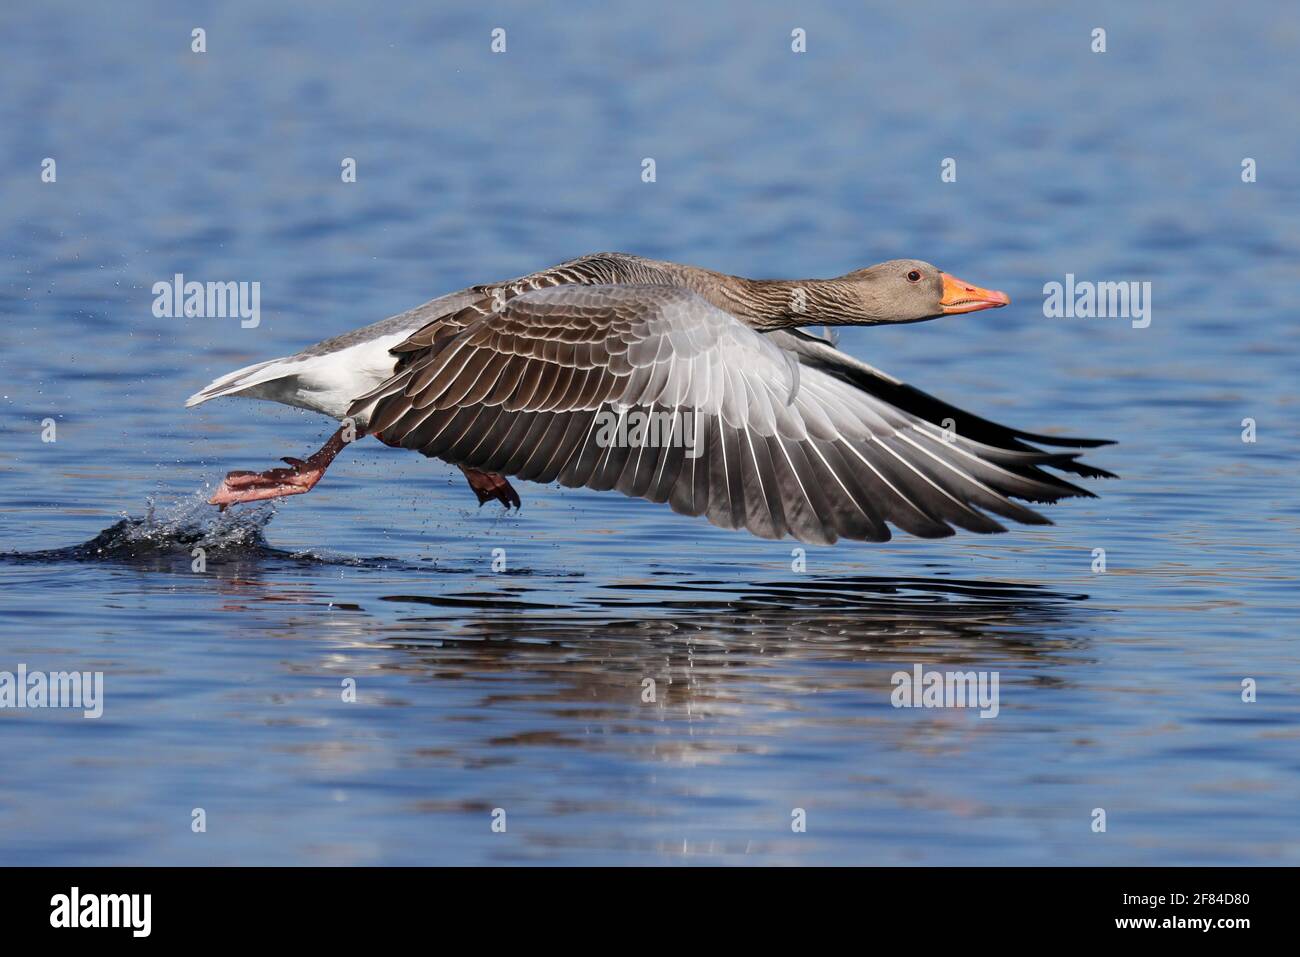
0 490 471 573
4 491 287 564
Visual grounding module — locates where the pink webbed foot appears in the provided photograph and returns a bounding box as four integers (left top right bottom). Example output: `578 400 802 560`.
209 427 351 510
461 467 522 510
208 458 327 509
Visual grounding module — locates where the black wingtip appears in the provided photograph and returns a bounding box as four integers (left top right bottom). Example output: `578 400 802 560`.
1066 463 1119 480
1014 431 1115 449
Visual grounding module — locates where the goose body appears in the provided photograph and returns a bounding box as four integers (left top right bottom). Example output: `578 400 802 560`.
188 253 1112 544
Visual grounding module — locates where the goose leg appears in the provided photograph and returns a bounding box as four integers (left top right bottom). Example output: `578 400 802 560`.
209 427 351 509
461 466 521 510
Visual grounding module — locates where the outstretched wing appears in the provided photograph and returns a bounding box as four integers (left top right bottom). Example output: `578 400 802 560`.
768 328 1116 479
350 284 1097 545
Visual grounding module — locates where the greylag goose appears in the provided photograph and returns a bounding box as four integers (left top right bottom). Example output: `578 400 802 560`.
186 253 1113 545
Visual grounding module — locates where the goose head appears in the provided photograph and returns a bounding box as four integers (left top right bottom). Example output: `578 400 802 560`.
837 259 1011 324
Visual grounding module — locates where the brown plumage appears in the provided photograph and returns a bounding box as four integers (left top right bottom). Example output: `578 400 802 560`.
189 252 1114 543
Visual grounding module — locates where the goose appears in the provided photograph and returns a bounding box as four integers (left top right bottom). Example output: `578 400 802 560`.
186 252 1113 545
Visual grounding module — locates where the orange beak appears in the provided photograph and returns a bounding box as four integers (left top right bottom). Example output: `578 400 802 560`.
940 272 1011 314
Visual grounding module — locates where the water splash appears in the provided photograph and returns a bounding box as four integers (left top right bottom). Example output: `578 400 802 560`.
86 494 279 561
4 490 282 564
0 489 459 572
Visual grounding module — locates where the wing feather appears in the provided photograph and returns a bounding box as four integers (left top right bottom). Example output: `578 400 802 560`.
347 284 1106 544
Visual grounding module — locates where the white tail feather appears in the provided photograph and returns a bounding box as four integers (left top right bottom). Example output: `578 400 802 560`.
185 356 293 407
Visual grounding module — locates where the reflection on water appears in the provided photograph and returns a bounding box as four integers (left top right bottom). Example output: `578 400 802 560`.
5 507 1095 663
367 577 1095 769
1 486 1295 865
2 509 1112 863
377 576 1089 655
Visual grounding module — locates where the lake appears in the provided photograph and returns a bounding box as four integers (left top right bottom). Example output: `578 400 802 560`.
1 0 1297 865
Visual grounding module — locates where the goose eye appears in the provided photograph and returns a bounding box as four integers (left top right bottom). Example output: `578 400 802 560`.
906 270 922 283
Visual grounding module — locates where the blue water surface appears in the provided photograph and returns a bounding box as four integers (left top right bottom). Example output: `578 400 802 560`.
1 0 1297 865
